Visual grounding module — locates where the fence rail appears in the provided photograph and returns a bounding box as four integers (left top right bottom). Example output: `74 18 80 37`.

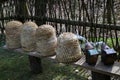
1 16 120 30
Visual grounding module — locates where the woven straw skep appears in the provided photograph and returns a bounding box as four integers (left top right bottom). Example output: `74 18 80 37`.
56 32 82 63
36 25 57 57
21 21 38 51
5 21 23 49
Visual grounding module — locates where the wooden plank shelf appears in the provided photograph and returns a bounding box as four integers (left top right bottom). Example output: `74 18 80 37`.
75 57 120 77
2 45 120 78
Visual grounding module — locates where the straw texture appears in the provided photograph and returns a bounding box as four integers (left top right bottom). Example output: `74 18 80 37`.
56 32 82 63
21 21 38 51
36 25 57 57
5 21 22 49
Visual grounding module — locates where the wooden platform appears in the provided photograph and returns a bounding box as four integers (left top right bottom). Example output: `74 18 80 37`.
2 45 120 77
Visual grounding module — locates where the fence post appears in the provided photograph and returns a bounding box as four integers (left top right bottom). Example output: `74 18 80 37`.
15 0 30 22
35 0 47 25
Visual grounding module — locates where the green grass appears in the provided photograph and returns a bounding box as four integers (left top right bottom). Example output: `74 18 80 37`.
1 36 118 80
0 47 87 80
88 37 120 48
0 36 119 80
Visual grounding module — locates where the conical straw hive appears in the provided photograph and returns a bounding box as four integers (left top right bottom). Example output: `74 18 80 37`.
5 21 22 49
21 21 38 51
36 25 57 57
56 32 82 63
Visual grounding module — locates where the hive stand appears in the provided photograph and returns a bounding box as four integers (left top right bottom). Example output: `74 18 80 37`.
28 55 42 74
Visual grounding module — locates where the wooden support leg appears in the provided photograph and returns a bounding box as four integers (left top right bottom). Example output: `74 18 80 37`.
28 55 42 74
91 71 111 80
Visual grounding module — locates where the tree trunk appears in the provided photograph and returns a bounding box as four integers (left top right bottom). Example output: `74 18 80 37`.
35 0 47 25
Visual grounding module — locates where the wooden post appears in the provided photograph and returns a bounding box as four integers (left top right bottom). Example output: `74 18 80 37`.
28 55 42 74
35 0 47 25
91 71 111 80
15 0 30 22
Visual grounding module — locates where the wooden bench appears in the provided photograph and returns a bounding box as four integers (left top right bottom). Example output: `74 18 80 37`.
3 45 120 80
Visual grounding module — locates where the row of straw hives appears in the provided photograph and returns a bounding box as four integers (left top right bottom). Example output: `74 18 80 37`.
5 20 82 63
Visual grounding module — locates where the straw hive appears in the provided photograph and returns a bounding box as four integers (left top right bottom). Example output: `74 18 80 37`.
56 32 82 63
21 21 38 51
5 21 22 49
36 25 57 57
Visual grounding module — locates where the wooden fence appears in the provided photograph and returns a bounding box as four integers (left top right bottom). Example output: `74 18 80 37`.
0 0 120 53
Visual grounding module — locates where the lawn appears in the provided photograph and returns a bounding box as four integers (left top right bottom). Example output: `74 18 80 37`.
1 34 118 80
0 47 88 80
